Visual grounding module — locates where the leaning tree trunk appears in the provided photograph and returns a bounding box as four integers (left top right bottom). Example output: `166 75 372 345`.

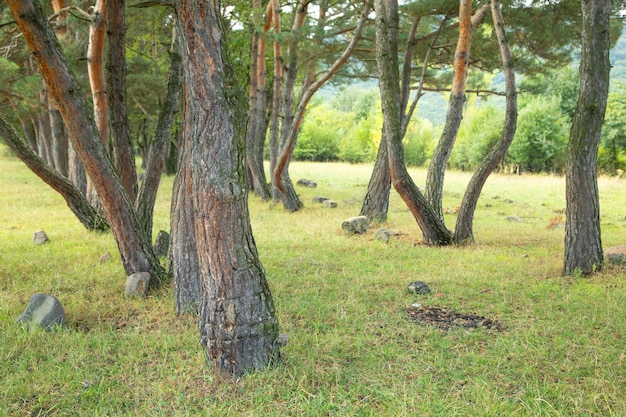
454 0 517 244
174 0 280 375
0 116 108 231
564 0 610 275
135 25 183 240
8 0 165 282
425 2 489 221
375 0 452 246
107 0 138 203
360 127 391 222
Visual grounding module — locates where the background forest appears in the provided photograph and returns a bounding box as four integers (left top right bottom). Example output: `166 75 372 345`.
2 1 626 177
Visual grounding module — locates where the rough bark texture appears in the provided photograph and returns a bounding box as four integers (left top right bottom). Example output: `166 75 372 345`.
425 2 489 221
170 116 201 314
564 0 610 275
0 116 108 231
8 0 165 282
375 0 452 246
360 129 391 222
48 99 68 177
269 0 283 202
454 0 517 244
107 0 138 203
174 0 280 375
136 25 183 240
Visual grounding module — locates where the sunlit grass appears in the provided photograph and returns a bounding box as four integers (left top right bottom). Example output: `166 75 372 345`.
1 147 625 416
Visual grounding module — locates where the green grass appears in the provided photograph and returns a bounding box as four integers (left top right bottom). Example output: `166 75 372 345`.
1 147 625 416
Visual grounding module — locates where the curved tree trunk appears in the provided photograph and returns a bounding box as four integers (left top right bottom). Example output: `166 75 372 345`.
454 0 517 244
0 116 108 231
564 0 610 275
136 25 183 240
425 2 489 221
360 131 391 222
8 0 165 282
375 0 452 246
107 0 138 203
174 0 280 375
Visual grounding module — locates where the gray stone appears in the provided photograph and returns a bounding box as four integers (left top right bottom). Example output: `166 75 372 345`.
407 281 431 295
374 228 394 243
296 179 317 188
125 272 151 297
312 196 329 204
322 200 338 208
506 215 523 222
341 216 370 234
16 293 65 330
33 230 49 245
153 230 170 258
604 245 626 265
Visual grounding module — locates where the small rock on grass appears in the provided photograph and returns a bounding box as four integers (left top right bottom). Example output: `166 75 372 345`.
341 216 370 234
16 293 65 330
33 230 49 245
125 272 151 297
407 281 431 295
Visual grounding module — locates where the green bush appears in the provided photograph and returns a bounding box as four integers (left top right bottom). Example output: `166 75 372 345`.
338 117 378 164
294 104 341 161
403 119 436 167
508 98 568 173
449 105 505 171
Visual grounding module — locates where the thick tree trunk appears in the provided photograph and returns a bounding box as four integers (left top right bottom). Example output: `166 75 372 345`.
8 0 165 282
170 116 201 314
375 0 452 246
454 0 517 244
107 0 138 202
174 0 280 375
136 25 183 240
0 117 108 231
360 131 391 222
425 2 489 221
564 0 610 275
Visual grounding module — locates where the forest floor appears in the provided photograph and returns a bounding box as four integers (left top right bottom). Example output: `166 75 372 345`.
1 147 625 416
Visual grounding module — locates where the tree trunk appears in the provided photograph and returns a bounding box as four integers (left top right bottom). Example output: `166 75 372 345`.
68 140 87 196
136 25 183 240
564 0 610 275
0 116 108 231
425 2 489 221
174 0 280 375
170 113 201 314
245 0 271 200
454 0 517 244
375 0 452 246
48 99 68 177
107 0 138 203
273 2 370 211
360 131 391 222
8 0 165 282
269 0 283 202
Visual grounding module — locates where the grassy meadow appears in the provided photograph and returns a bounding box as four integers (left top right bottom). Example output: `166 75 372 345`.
1 145 625 416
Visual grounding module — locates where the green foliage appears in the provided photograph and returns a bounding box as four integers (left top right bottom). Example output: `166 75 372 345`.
294 104 341 161
403 119 437 167
599 84 626 173
508 98 568 173
338 117 378 164
449 105 505 171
